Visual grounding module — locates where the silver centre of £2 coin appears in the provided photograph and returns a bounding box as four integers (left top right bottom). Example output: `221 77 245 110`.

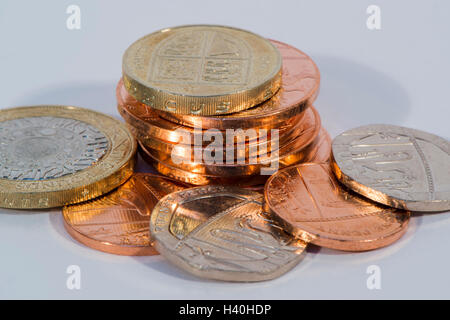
0 116 109 181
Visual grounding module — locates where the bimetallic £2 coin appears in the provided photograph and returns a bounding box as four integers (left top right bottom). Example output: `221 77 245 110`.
63 173 187 256
332 124 450 212
123 25 282 116
150 186 307 282
0 105 136 209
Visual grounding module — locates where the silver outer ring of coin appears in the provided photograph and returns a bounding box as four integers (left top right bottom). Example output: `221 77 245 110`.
332 124 450 212
149 185 307 282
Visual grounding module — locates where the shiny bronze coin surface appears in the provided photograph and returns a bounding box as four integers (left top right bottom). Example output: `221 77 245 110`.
156 39 319 129
303 128 332 163
332 124 450 212
63 173 187 256
137 106 314 163
265 163 410 251
242 131 331 193
123 25 282 115
118 78 300 151
139 143 269 186
142 106 321 176
117 79 192 144
150 186 307 282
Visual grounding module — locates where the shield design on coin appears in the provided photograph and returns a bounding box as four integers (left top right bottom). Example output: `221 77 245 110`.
63 174 187 256
332 124 450 211
149 30 251 86
150 186 306 282
265 163 410 251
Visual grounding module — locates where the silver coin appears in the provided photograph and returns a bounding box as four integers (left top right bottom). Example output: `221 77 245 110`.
0 116 108 181
332 124 450 212
150 185 307 282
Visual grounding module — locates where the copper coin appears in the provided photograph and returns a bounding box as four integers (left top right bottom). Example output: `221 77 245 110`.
137 105 315 163
242 132 331 193
265 163 410 251
62 173 187 256
141 106 321 176
117 78 193 144
156 39 319 130
128 117 301 161
303 128 332 163
139 143 269 186
118 78 300 151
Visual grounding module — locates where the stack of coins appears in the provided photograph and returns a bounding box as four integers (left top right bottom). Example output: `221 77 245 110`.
118 25 329 189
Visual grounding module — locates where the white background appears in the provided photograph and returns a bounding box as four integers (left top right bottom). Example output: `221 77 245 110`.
0 0 449 299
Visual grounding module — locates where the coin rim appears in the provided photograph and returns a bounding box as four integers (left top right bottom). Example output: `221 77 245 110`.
331 124 450 212
149 185 307 282
264 162 411 251
62 172 188 256
138 106 321 176
122 24 282 115
154 39 319 129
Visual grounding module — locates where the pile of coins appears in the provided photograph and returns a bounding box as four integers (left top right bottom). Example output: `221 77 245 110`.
0 25 448 283
119 25 327 189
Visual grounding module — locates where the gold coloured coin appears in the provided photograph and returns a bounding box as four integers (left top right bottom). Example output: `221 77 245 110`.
117 78 298 149
63 173 187 256
123 25 282 115
0 105 136 209
150 186 307 282
156 39 319 129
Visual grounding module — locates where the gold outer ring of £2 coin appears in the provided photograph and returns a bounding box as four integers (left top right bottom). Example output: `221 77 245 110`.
0 105 136 209
122 25 282 116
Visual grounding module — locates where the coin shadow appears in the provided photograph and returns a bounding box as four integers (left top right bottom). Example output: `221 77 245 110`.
134 240 320 285
11 82 122 121
135 256 205 282
0 208 58 215
313 55 411 136
411 210 450 230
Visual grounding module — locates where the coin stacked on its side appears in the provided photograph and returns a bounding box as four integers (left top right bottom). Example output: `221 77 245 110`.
119 25 329 189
